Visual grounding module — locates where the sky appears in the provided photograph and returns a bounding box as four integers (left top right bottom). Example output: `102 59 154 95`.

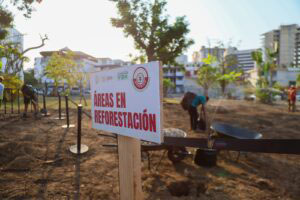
12 0 300 69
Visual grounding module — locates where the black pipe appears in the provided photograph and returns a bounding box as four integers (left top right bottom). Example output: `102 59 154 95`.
77 104 82 154
17 89 20 114
58 94 61 119
65 95 69 127
10 89 13 114
4 90 6 114
43 94 47 115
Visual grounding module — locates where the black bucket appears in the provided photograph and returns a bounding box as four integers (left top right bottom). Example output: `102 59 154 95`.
194 148 217 167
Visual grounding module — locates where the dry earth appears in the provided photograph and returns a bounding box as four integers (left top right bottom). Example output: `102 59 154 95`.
0 99 300 199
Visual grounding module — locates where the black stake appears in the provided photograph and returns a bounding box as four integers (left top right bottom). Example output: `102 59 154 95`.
17 89 20 114
43 94 47 115
65 95 69 127
58 94 62 119
10 89 13 114
77 104 82 154
4 90 6 114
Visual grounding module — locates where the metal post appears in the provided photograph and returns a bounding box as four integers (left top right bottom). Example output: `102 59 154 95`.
43 94 47 114
10 89 13 114
77 105 82 154
4 90 6 114
59 94 61 119
65 95 69 127
17 89 20 114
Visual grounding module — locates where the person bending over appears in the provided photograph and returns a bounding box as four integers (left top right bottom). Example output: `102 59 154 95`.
188 95 209 130
21 84 39 118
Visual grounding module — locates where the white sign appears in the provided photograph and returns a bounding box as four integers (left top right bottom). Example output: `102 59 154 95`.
90 61 163 143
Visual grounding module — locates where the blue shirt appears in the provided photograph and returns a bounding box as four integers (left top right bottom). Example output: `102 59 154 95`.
191 95 206 107
0 83 4 100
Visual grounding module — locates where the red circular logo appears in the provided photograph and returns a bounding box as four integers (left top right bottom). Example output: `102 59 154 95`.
133 67 149 90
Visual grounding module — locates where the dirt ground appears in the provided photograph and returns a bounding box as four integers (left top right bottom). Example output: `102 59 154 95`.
0 99 300 200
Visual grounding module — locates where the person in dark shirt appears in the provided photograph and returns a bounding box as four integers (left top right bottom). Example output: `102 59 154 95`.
188 95 209 130
21 84 39 118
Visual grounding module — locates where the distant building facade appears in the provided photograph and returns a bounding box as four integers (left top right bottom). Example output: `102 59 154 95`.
34 47 130 90
199 46 225 62
262 24 300 67
163 65 185 93
225 47 259 72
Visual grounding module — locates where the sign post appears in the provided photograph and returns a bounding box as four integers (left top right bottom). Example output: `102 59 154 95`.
90 61 163 199
118 136 142 200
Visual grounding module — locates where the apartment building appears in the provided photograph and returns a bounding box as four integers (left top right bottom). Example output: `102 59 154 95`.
262 24 300 67
225 47 259 72
199 45 226 62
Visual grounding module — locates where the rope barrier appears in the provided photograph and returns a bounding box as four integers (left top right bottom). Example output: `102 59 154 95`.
68 97 79 107
82 109 92 119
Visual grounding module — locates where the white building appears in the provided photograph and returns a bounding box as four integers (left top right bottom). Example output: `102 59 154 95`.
248 64 300 87
34 47 130 89
262 24 300 67
163 65 185 93
0 28 24 80
225 47 259 72
199 46 225 62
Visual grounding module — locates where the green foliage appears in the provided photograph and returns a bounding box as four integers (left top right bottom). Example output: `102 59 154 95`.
0 42 29 74
273 82 284 92
44 51 86 95
24 68 38 86
217 71 242 85
1 74 23 89
44 52 67 90
111 0 194 65
251 48 277 88
255 88 270 103
197 58 218 95
197 54 241 96
163 78 175 97
251 48 278 103
297 74 300 87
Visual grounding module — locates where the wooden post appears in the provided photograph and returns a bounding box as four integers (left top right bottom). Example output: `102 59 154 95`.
118 136 143 200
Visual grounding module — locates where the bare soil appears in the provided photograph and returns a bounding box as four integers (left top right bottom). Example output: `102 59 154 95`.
0 99 300 200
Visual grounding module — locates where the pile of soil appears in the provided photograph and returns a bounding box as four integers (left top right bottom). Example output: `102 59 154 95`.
0 100 300 199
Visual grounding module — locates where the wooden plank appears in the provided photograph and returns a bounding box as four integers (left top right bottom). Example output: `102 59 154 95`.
118 135 143 200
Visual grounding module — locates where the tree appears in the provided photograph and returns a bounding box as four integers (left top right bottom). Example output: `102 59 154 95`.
216 71 242 97
110 0 194 65
1 0 46 76
44 51 85 96
297 74 300 87
24 68 38 86
197 54 218 96
163 78 174 97
0 35 48 75
251 48 278 103
0 0 43 40
44 53 69 96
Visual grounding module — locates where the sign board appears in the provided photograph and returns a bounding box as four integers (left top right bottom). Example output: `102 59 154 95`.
90 61 163 143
